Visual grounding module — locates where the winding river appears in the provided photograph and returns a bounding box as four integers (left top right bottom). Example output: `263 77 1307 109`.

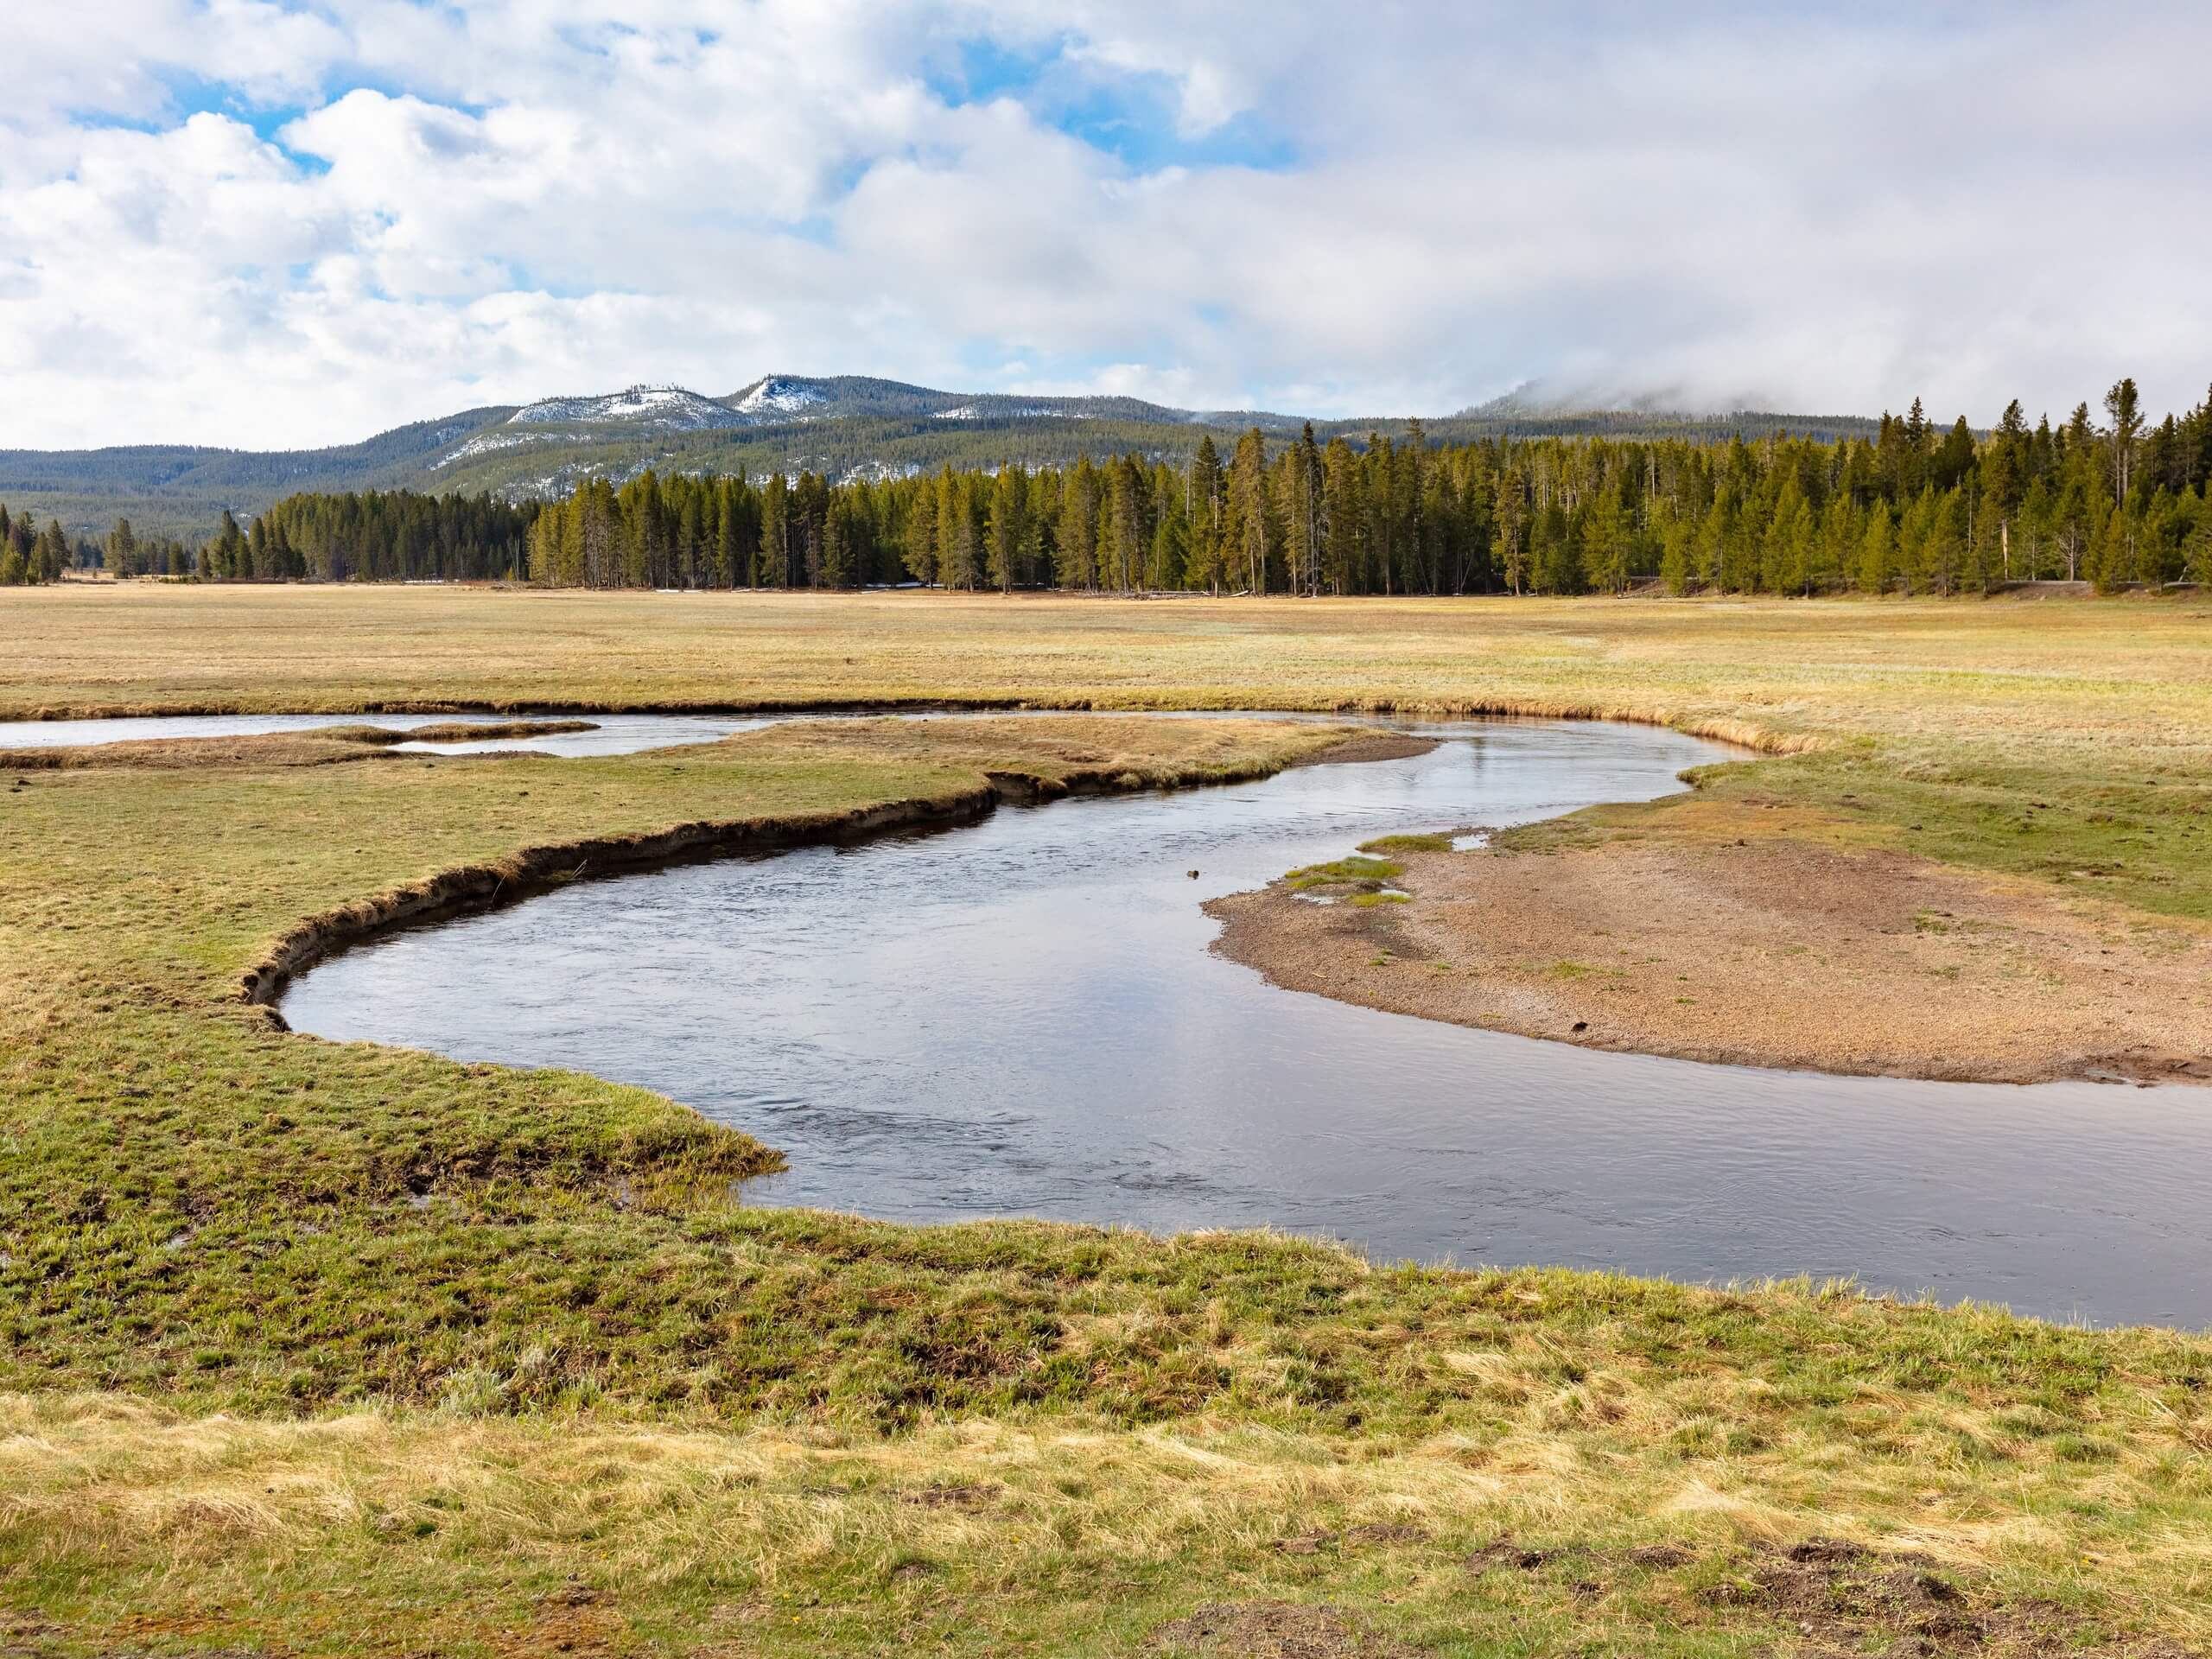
245 715 2212 1331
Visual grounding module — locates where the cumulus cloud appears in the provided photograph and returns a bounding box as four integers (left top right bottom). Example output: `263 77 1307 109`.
0 0 2207 448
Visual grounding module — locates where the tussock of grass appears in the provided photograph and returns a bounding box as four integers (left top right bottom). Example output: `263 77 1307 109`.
1357 833 1453 854
1286 855 1405 892
1287 854 1417 911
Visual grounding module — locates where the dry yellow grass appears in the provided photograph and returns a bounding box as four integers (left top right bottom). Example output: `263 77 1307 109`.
7 584 2212 759
7 1266 2210 1653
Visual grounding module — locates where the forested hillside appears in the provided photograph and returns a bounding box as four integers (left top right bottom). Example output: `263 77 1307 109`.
0 410 514 543
0 373 1879 543
123 378 2207 598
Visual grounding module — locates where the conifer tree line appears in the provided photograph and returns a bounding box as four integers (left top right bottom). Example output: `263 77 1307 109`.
88 377 2212 596
249 493 529 582
0 504 113 583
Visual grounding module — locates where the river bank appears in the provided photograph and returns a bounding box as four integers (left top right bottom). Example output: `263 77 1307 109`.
1210 793 2212 1085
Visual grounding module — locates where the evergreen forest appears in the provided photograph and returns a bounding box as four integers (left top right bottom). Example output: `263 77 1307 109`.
35 380 2212 597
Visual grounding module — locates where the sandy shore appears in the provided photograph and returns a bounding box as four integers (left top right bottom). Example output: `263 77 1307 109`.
1207 819 2212 1085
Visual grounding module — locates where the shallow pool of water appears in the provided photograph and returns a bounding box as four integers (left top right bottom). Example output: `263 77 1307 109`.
0 710 779 757
281 720 2212 1329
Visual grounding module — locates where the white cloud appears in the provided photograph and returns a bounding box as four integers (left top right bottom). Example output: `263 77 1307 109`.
1 0 2208 448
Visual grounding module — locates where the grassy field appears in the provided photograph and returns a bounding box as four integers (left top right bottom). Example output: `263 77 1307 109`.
11 583 2212 920
10 586 2212 749
3 587 2211 1654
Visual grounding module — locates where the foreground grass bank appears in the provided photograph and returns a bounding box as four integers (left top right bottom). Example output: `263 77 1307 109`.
3 592 2210 1651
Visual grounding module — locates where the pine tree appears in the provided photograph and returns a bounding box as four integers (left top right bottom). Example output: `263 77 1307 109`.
1659 515 1694 594
987 465 1027 594
1583 485 1630 594
1480 462 1514 593
1058 460 1097 589
105 518 138 579
2086 503 2132 593
35 521 68 583
207 510 245 579
1857 504 1895 594
2104 377 2145 506
2186 499 2212 588
1226 429 1270 594
759 474 791 588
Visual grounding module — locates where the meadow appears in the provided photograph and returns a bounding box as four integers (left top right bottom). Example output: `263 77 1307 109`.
3 584 2210 1655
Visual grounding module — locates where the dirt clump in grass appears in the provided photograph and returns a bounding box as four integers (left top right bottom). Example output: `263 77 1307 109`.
1464 1536 1568 1573
1703 1537 2196 1658
1211 804 2212 1085
1150 1601 1421 1658
1274 1523 1428 1555
901 1482 998 1510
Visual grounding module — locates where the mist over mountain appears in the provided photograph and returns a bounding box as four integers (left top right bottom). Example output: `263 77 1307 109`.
0 375 1880 542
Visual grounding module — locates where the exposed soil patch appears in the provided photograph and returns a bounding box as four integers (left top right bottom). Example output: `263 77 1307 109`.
1706 1537 2197 1657
1464 1537 1567 1573
1150 1602 1421 1658
1457 1535 2193 1656
1210 820 2212 1085
900 1482 998 1510
1273 1522 1429 1555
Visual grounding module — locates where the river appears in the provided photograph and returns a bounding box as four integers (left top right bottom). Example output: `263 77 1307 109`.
272 716 2212 1329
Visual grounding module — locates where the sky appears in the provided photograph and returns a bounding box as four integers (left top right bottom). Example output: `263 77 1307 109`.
3 0 2209 450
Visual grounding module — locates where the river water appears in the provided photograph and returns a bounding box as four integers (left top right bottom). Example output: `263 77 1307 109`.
0 710 779 756
269 717 2212 1329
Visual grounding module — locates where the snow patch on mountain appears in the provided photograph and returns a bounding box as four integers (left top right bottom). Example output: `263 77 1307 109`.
732 377 828 418
839 459 925 484
508 386 745 431
431 431 568 468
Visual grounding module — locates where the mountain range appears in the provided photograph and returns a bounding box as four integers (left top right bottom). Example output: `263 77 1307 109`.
0 375 1882 542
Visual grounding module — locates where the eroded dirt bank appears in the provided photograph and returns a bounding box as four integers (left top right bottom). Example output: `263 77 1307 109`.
235 715 1370 1008
1209 809 2212 1085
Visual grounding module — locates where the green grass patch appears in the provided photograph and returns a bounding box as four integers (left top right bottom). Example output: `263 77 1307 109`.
1357 832 1453 854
